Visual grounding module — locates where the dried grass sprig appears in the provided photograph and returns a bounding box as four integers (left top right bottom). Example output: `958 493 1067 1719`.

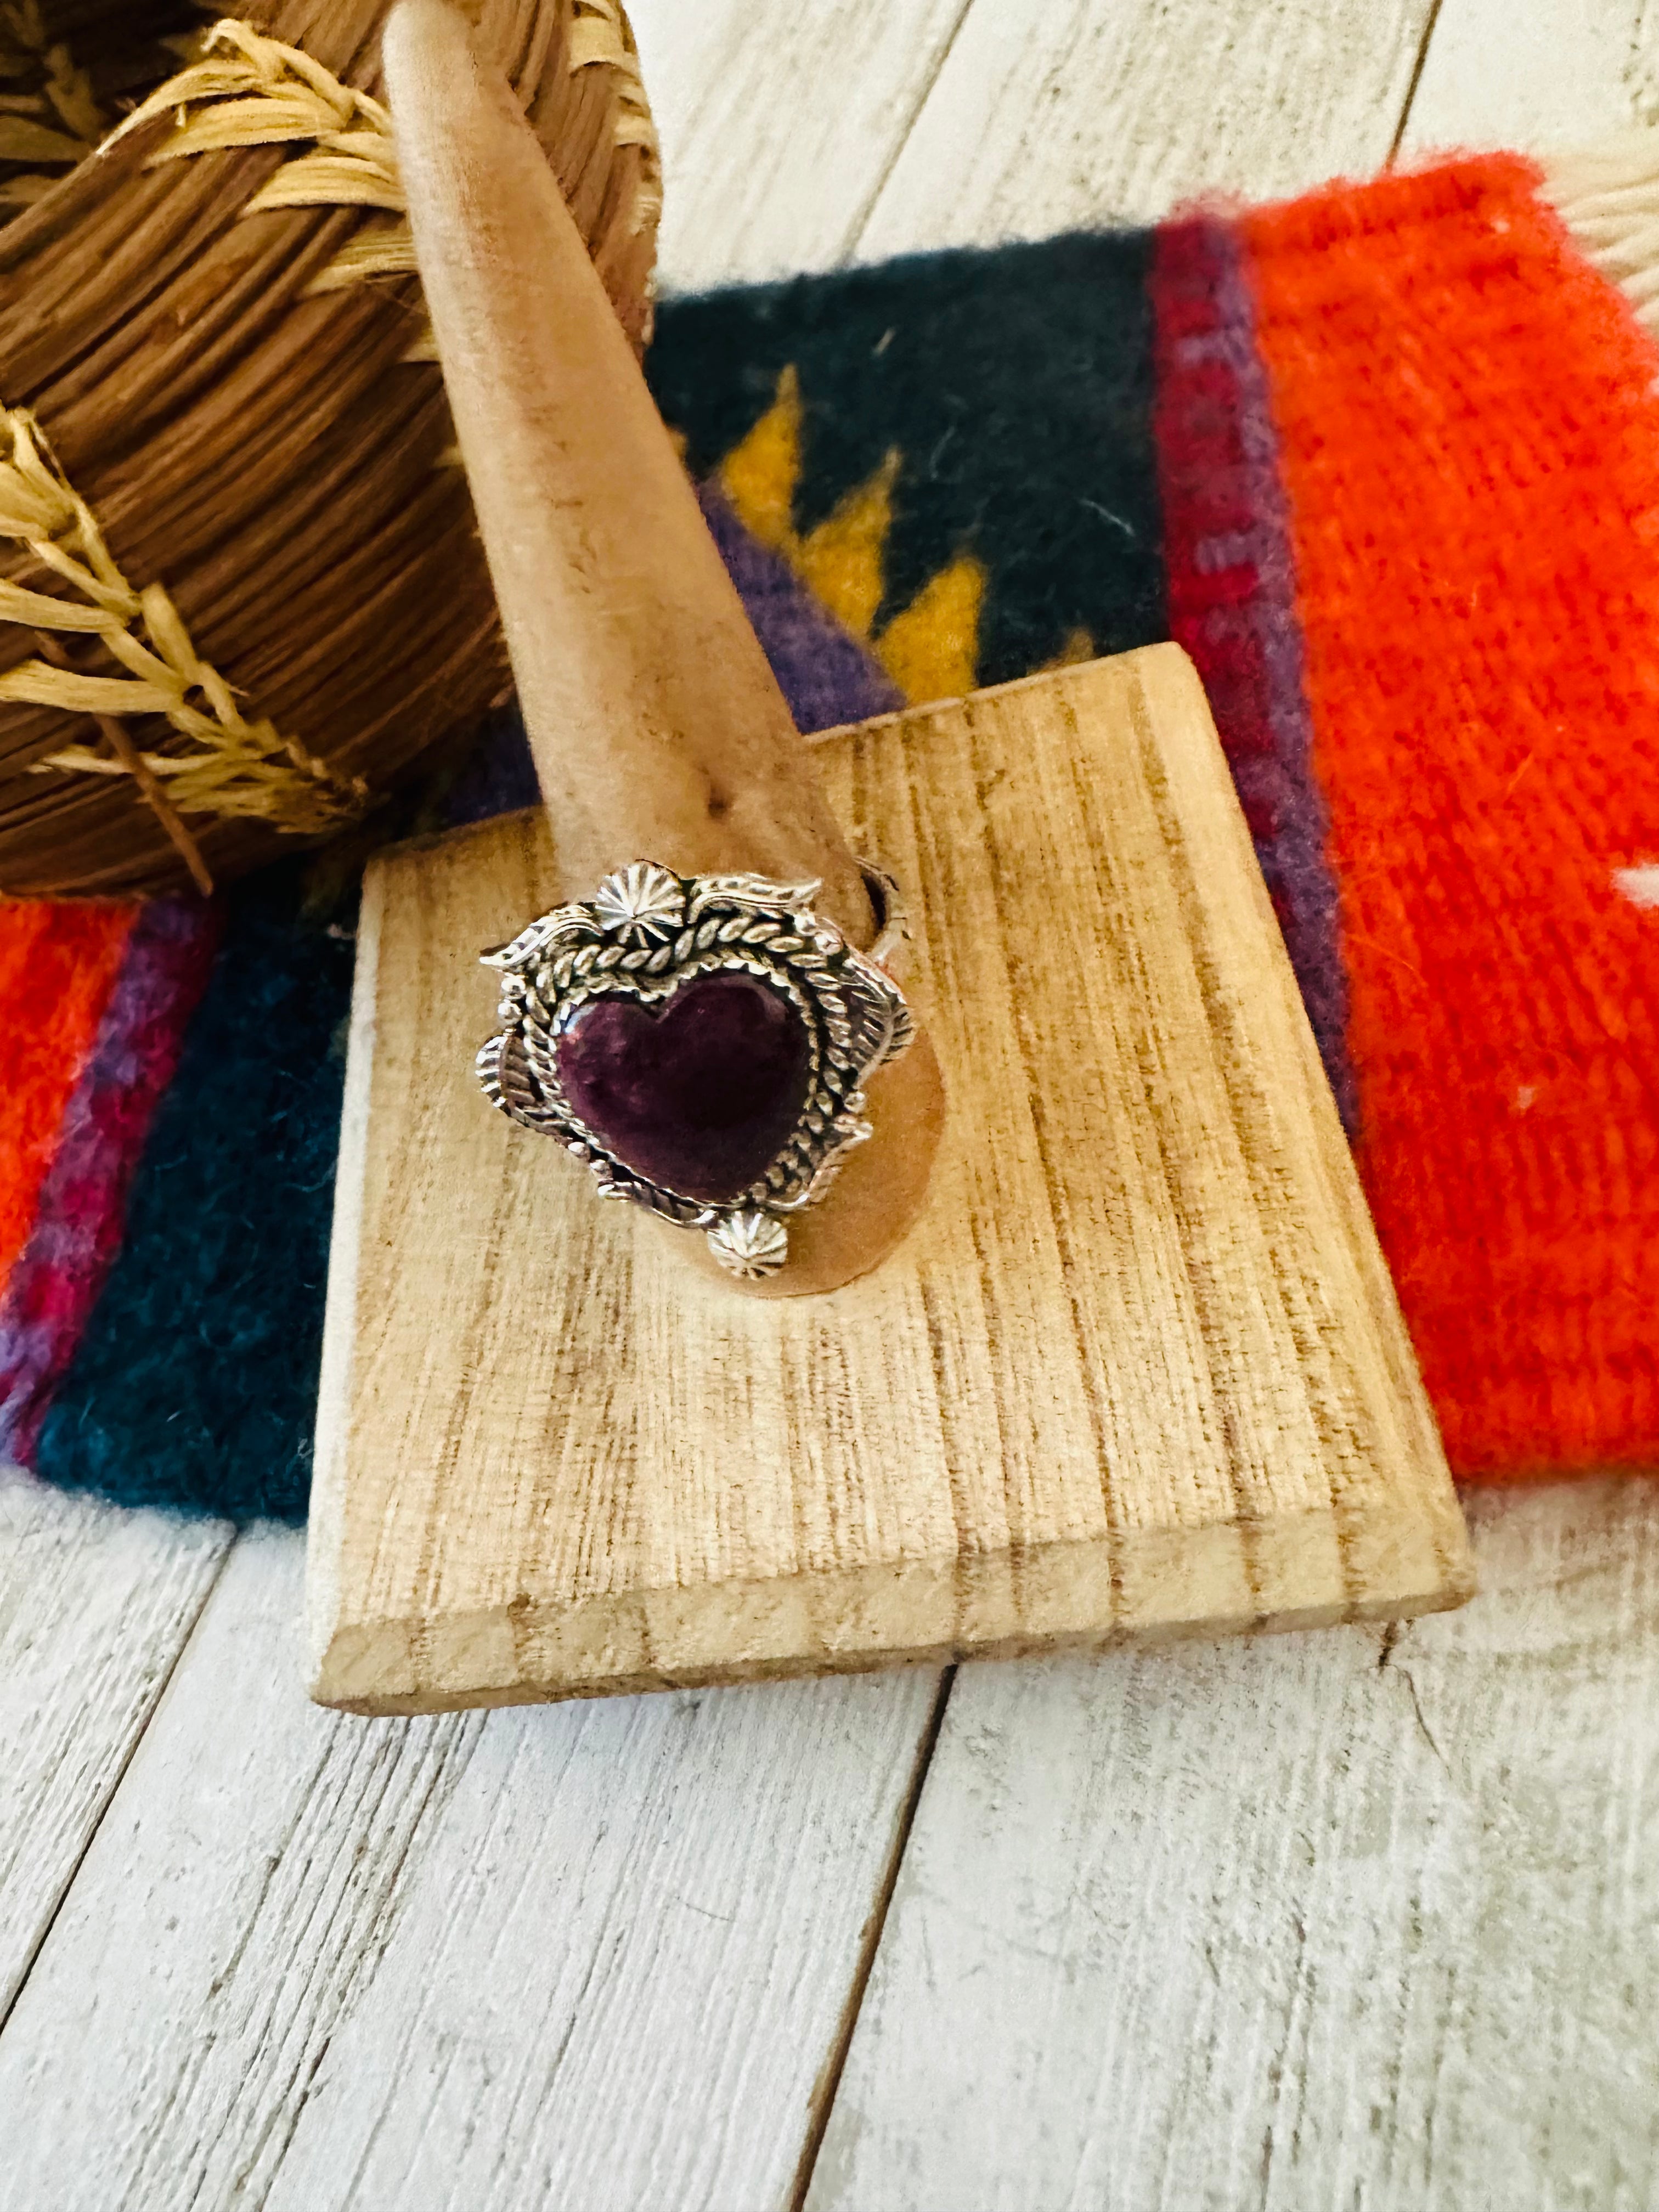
0 409 370 836
0 0 105 207
109 19 414 295
106 13 661 292
570 1 660 232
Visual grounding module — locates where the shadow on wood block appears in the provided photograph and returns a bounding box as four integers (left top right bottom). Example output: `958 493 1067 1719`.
306 646 1472 1714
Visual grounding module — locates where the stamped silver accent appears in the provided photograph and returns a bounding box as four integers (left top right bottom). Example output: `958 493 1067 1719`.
589 860 684 942
477 861 915 1277
706 1209 791 1279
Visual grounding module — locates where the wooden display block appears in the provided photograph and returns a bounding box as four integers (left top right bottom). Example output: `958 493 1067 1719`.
307 646 1472 1713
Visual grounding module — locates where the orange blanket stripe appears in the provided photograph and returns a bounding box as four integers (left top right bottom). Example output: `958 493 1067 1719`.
1242 156 1659 1475
0 903 137 1288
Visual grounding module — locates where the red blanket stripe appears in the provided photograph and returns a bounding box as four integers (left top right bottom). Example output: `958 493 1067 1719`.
0 902 136 1291
0 896 223 1463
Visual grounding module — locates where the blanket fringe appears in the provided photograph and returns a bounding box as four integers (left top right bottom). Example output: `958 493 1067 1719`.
1539 138 1659 334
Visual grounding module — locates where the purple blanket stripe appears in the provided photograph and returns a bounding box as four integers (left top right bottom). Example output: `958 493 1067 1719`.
696 483 905 732
1156 220 1356 1127
0 896 221 1464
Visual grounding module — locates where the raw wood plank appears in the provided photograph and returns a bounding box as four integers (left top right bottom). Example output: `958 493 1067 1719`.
0 1468 229 2024
809 1477 1659 2212
855 0 1438 255
310 647 1469 1714
625 0 975 290
0 1525 941 2212
1402 0 1659 157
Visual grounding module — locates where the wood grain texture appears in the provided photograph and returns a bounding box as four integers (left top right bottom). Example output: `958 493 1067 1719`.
626 0 975 289
809 1476 1659 2212
309 647 1469 1714
856 0 1438 255
1402 0 1659 156
0 1469 228 2024
0 1525 943 2212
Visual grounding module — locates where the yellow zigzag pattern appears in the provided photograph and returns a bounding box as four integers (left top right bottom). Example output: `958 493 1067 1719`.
719 366 985 706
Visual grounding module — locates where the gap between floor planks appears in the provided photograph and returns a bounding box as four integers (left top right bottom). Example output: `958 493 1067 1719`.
0 1531 950 2212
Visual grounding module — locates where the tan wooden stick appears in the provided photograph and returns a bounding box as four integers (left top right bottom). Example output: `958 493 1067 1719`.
382 0 944 1294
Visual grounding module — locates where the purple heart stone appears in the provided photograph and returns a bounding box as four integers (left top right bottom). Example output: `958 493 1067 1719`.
555 973 812 1204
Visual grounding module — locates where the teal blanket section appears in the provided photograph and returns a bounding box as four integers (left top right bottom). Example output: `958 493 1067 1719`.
32 868 356 1523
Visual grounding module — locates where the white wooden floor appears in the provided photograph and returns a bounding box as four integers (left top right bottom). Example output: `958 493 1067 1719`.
4 5 1659 2205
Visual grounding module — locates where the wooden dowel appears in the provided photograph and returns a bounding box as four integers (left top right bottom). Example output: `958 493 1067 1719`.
381 0 872 943
382 0 944 1294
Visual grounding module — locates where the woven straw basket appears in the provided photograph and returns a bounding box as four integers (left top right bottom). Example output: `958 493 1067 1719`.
0 0 659 898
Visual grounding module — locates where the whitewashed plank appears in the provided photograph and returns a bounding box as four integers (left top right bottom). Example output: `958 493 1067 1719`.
855 0 1437 256
0 1525 941 2212
1402 0 1659 159
808 1479 1659 2212
626 0 975 290
0 1467 229 2025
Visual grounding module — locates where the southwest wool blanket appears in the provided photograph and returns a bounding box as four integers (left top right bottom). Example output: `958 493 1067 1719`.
3 148 1657 1520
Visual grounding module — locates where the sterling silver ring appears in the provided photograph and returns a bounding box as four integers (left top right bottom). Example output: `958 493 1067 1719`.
476 860 915 1278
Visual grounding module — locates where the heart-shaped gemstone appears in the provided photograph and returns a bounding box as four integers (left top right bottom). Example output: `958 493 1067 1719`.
555 974 811 1204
